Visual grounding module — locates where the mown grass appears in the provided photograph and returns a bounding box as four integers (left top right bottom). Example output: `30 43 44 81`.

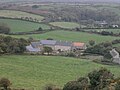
0 55 120 90
49 22 81 29
11 30 120 43
0 19 51 32
0 10 44 22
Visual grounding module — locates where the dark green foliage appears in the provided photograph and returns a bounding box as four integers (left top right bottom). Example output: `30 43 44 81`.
32 5 39 8
115 81 120 90
101 31 113 35
63 81 84 90
43 46 53 55
88 68 114 89
47 6 119 25
0 78 11 90
47 38 54 40
63 77 89 90
85 42 112 59
0 24 10 34
45 84 61 90
28 36 34 42
0 35 29 54
89 40 95 46
66 52 76 57
63 68 115 90
37 27 43 31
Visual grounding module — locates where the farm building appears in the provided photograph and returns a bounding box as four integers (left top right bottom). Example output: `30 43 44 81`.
40 40 57 50
55 40 72 51
26 45 41 53
72 42 87 50
26 40 86 53
110 49 120 64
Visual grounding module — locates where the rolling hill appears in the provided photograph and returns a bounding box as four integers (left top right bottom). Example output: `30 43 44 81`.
0 55 120 90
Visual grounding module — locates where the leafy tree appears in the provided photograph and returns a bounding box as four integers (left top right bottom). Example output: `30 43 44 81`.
32 5 39 8
43 46 53 55
63 68 116 90
89 40 95 46
85 42 112 59
88 68 114 89
63 77 88 90
37 27 43 31
0 35 29 54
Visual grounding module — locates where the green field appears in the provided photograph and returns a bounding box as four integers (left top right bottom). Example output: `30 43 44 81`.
0 10 44 22
0 19 51 32
85 29 120 34
11 30 120 43
0 55 120 90
49 22 81 29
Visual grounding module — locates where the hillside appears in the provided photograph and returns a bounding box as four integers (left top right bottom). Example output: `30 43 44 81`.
0 19 51 32
12 30 120 43
0 55 120 90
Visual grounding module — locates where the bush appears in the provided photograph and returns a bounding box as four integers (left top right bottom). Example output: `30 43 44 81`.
0 24 10 34
0 78 11 90
45 84 61 90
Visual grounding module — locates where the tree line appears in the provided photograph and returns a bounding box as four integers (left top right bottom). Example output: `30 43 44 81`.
46 6 119 25
0 35 29 54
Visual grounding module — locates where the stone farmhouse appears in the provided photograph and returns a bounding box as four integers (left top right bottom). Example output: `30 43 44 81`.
26 40 87 53
110 49 120 64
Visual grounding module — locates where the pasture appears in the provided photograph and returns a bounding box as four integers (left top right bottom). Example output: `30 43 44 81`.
0 10 44 22
11 30 120 43
49 22 81 29
0 55 120 90
0 19 51 32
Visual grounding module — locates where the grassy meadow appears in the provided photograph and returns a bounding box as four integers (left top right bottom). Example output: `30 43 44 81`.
0 19 51 32
0 10 44 22
0 55 120 90
11 30 120 43
49 22 81 29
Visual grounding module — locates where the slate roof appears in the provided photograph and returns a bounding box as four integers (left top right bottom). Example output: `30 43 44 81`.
56 40 72 46
96 21 108 25
40 40 57 45
26 45 41 52
110 49 119 58
31 42 40 48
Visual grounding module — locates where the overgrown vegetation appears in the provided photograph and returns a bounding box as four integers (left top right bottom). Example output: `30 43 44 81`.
0 23 10 34
63 68 120 90
0 35 29 54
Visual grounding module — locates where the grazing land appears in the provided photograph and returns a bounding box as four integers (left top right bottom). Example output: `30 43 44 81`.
12 30 120 43
49 22 81 29
0 19 51 32
0 55 120 90
0 10 44 22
